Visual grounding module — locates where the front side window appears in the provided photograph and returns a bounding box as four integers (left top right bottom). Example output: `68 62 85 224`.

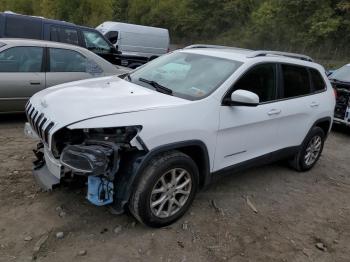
50 26 79 45
0 46 43 72
49 48 86 72
105 31 119 45
282 64 311 98
82 31 111 54
129 52 242 100
330 65 350 82
233 63 277 103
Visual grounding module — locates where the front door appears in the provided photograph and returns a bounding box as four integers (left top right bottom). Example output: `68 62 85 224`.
214 63 282 171
0 46 45 112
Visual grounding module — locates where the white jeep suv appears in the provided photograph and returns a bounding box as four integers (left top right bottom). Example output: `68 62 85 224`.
25 45 335 227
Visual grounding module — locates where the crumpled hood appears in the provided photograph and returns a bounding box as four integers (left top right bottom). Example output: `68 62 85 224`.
29 75 189 128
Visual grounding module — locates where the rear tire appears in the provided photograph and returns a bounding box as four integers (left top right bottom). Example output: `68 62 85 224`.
129 151 199 228
289 127 325 172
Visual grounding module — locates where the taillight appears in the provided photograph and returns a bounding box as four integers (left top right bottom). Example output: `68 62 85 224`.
333 88 337 99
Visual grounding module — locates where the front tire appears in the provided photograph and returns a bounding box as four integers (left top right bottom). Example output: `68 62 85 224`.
129 151 199 227
289 127 325 172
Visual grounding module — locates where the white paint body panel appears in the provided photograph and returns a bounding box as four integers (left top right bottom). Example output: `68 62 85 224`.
27 48 335 173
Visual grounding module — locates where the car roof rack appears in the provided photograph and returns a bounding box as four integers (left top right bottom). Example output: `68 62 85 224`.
184 44 251 51
247 50 313 62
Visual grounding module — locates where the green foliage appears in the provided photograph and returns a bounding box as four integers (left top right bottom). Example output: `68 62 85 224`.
0 0 349 59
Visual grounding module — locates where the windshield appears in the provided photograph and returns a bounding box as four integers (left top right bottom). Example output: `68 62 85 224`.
128 51 242 100
330 65 350 82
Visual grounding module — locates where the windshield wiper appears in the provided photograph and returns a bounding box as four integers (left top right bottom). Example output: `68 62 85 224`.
139 78 173 95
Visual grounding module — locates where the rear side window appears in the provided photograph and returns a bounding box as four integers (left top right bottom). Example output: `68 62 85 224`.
310 68 326 92
0 46 43 72
50 26 79 45
5 15 41 39
282 64 311 98
49 48 86 72
234 63 277 103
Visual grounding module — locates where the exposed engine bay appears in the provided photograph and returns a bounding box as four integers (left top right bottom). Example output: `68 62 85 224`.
31 125 147 211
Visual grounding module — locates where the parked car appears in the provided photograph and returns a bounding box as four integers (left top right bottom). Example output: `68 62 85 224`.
25 45 334 227
0 39 130 113
328 64 350 126
97 22 170 68
0 12 120 64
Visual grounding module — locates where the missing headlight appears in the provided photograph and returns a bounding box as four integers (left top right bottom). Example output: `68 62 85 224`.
52 126 142 158
84 126 141 143
60 141 120 179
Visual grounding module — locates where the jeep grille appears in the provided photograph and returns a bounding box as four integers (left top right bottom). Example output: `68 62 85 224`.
25 102 55 144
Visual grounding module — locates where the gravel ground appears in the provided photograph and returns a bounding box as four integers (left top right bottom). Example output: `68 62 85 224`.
0 115 349 262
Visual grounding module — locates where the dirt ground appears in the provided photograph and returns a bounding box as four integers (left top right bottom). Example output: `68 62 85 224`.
0 115 349 262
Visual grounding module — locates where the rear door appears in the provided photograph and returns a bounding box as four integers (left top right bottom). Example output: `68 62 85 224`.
45 47 92 87
0 46 45 112
274 64 318 149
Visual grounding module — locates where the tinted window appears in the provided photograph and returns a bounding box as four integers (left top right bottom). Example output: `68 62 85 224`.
0 47 43 72
82 31 111 54
5 15 41 39
282 64 310 98
310 69 326 92
105 31 118 44
234 64 277 102
50 26 79 45
49 48 86 72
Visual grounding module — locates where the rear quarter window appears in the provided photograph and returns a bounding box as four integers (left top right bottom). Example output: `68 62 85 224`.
5 15 41 39
310 68 326 92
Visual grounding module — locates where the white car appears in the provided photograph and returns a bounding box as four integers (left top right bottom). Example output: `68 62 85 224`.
25 45 335 227
97 21 170 68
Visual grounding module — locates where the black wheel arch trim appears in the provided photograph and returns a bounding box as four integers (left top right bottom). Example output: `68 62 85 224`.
309 116 332 138
112 140 211 212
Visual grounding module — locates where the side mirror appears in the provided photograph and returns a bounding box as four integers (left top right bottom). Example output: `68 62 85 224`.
224 89 259 107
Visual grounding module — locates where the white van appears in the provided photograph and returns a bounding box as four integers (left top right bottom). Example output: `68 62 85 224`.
96 22 170 68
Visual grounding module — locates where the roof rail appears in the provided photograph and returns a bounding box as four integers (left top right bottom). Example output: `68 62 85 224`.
247 50 313 62
184 44 251 51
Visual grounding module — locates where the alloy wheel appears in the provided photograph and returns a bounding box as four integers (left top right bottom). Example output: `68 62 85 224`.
150 168 192 218
304 135 322 166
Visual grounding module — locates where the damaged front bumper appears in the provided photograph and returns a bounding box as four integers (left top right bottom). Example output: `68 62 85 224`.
32 143 63 191
31 141 119 207
26 123 147 211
